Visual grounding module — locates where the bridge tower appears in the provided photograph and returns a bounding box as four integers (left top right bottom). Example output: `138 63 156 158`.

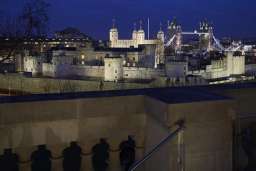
167 18 178 42
207 26 214 51
175 25 182 51
199 20 212 51
157 23 165 43
156 23 165 66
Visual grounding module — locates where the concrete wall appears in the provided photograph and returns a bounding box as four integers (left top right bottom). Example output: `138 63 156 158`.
144 97 172 171
167 101 234 171
144 96 234 171
0 95 146 171
0 86 247 171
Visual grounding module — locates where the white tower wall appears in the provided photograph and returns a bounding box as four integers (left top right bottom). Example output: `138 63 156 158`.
109 28 119 47
132 30 138 41
137 30 145 44
104 57 123 82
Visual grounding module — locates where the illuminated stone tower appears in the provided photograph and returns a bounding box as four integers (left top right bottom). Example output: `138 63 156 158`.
137 20 145 44
109 19 119 48
104 55 123 82
132 23 138 41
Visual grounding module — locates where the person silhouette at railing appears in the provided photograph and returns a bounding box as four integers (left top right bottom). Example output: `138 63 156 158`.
119 136 136 171
0 148 19 171
31 145 52 171
62 141 82 171
92 138 110 171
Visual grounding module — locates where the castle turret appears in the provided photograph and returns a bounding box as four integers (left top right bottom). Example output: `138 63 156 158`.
137 20 145 44
109 20 118 47
132 23 138 41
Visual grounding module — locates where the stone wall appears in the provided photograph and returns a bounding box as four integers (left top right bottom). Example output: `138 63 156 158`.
0 74 149 94
123 67 164 80
71 65 104 78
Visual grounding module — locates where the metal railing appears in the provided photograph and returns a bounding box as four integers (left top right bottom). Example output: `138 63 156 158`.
129 121 185 171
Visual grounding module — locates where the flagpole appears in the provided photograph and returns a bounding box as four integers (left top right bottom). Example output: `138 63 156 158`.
148 17 150 40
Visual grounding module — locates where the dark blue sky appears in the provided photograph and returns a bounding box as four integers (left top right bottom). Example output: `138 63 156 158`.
1 0 255 40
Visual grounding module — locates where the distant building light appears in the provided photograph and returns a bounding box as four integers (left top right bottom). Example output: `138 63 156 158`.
81 55 85 59
5 38 9 41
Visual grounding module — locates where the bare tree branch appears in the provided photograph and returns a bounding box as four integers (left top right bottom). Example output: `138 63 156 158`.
0 0 50 64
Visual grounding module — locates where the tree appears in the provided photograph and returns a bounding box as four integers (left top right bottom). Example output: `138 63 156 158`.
21 0 50 38
0 0 50 63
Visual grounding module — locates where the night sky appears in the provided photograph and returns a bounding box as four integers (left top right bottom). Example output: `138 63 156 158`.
1 0 255 40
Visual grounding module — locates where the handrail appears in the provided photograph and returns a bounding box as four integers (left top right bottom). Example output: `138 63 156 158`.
129 124 184 171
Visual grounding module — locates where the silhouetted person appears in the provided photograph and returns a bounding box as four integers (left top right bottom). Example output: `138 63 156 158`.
92 138 110 171
31 145 52 171
62 141 82 171
0 148 19 171
99 81 104 90
119 136 136 171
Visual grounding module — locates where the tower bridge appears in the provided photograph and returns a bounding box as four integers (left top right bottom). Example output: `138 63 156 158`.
164 26 224 51
163 19 243 52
